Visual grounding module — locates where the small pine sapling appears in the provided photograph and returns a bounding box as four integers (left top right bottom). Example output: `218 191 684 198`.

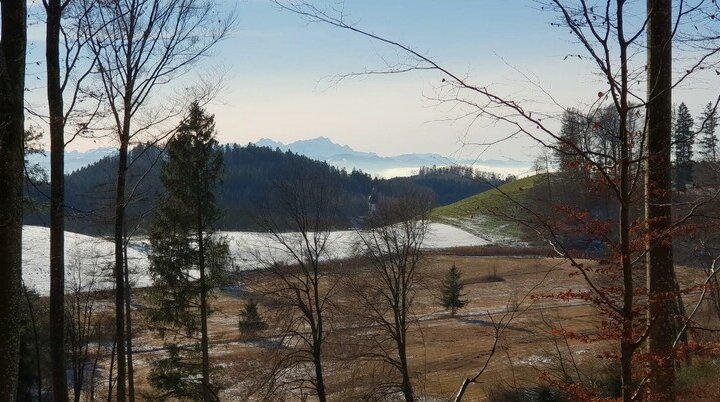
440 263 468 316
239 299 268 336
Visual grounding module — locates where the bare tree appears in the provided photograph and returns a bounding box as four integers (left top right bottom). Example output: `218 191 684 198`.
65 250 109 402
248 167 343 401
0 0 27 396
42 0 103 398
44 3 68 394
645 1 676 398
20 284 45 402
352 191 431 402
82 1 232 400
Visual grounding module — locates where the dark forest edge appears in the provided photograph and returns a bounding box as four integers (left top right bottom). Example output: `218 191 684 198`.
23 143 513 235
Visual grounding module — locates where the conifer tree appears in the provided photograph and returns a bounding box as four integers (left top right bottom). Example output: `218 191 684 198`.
147 102 228 401
440 264 468 316
238 299 267 336
674 102 695 189
698 102 718 162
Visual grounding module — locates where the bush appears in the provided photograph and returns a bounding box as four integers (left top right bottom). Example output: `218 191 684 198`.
677 358 720 391
478 273 506 283
487 385 567 402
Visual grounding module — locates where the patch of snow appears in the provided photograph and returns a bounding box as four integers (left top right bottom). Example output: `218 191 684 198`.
23 223 486 295
424 223 489 248
438 216 523 246
225 223 489 270
517 354 553 366
22 225 151 296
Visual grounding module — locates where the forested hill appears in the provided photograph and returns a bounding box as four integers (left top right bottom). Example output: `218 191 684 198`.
24 143 510 234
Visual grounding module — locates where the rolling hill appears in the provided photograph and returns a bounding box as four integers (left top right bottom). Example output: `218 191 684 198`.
431 175 541 243
24 143 509 235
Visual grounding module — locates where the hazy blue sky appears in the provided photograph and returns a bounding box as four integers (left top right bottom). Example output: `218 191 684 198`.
207 0 582 161
25 1 720 162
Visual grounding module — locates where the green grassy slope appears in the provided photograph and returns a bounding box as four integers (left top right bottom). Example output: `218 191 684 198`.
431 175 541 241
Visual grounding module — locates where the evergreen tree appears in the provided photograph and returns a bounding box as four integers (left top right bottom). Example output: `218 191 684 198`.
147 102 229 401
440 264 468 316
674 102 695 189
238 299 267 336
698 102 718 162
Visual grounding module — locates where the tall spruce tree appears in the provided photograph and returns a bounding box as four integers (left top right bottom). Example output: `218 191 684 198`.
674 103 695 189
698 102 718 162
148 103 228 401
440 264 467 316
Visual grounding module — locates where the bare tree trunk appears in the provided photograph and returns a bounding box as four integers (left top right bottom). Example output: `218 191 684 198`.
620 120 634 393
23 284 43 402
107 336 116 402
198 219 212 401
114 135 129 402
0 0 27 397
453 378 471 402
674 274 690 363
71 291 82 402
312 268 327 402
46 0 69 399
123 236 136 402
616 4 635 401
398 277 414 402
90 340 102 402
313 342 326 402
646 0 676 399
398 339 414 402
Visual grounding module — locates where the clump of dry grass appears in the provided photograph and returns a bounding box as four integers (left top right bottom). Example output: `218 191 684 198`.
476 273 506 283
429 245 553 256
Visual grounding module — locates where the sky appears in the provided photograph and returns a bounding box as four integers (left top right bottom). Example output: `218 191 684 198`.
206 0 582 161
24 0 720 162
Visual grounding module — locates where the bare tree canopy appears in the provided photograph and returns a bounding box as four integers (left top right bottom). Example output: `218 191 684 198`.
81 1 233 400
353 191 432 402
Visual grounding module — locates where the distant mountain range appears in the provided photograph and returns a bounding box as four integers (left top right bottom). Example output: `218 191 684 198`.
27 147 117 174
254 137 531 177
26 137 532 178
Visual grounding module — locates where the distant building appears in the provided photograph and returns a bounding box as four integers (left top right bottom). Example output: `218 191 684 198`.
368 188 378 214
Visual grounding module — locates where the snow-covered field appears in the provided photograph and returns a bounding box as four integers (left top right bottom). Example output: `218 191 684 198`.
22 223 489 296
437 216 523 246
22 226 152 297
225 222 490 269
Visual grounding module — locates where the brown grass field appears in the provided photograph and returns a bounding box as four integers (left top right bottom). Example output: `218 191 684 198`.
93 249 720 401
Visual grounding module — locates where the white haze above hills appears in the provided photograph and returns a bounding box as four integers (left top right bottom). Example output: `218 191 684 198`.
27 147 117 175
255 136 532 178
28 137 532 178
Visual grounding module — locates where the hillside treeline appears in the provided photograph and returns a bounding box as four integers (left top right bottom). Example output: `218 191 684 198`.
24 143 509 234
525 103 720 261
